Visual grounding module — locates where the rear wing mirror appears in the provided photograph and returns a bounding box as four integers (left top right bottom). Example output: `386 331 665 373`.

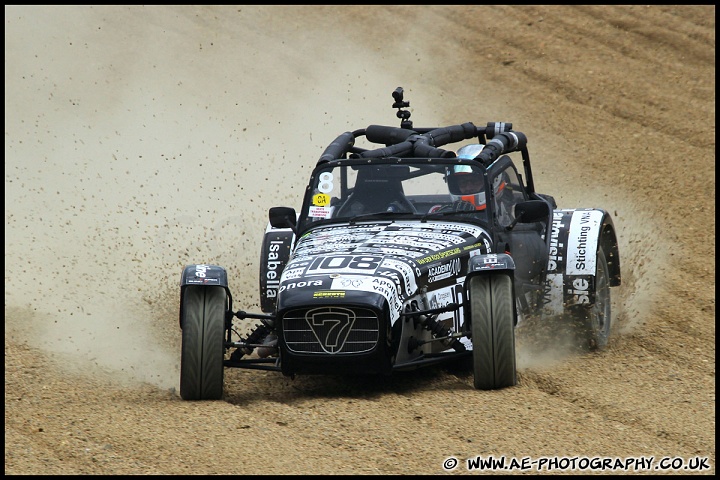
514 200 550 224
506 200 551 231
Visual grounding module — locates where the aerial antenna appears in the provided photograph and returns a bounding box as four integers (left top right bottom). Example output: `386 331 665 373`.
392 87 413 129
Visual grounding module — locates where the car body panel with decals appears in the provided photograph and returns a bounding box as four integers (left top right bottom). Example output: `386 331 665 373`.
177 88 621 400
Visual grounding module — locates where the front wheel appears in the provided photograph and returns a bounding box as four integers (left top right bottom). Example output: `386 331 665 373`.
469 273 517 390
180 286 227 400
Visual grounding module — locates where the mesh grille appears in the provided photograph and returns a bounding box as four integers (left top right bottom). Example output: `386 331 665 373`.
282 306 379 354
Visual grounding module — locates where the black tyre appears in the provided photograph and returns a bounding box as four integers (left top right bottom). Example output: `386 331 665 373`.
469 273 517 390
180 286 227 400
573 247 612 350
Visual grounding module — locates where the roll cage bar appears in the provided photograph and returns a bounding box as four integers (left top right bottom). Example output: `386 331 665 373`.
317 87 537 194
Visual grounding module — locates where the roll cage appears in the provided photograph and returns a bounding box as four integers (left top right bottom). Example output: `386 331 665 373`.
271 87 554 260
315 87 538 195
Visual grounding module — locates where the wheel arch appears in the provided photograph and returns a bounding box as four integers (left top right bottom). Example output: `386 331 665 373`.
599 217 621 287
465 253 517 327
541 208 620 318
179 264 230 328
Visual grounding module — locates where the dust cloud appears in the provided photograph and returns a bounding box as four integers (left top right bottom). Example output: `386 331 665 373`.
5 5 662 387
4 5 456 389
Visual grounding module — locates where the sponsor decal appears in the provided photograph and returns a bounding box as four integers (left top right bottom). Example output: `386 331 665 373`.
293 227 383 256
379 270 404 297
468 249 481 258
392 228 468 244
301 233 374 246
428 258 461 283
313 223 387 234
295 243 355 256
312 193 330 206
305 307 354 354
308 206 333 219
293 225 491 263
186 277 220 284
313 290 346 299
330 275 402 323
184 264 227 285
428 288 454 309
566 210 603 275
368 235 449 250
306 255 383 275
285 258 311 269
330 273 404 299
475 254 500 270
541 273 564 316
279 279 324 293
385 224 471 237
369 277 403 322
280 267 304 281
264 240 285 299
464 241 490 254
317 171 334 193
427 283 466 341
420 222 486 235
548 211 566 273
194 264 209 278
567 276 591 305
381 257 418 296
331 276 367 289
416 247 462 265
362 244 429 256
484 254 499 264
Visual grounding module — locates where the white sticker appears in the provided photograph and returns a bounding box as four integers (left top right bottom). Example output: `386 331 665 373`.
566 210 603 275
542 273 564 316
308 206 334 219
330 275 374 290
381 257 419 295
331 275 402 323
280 267 304 281
317 172 334 193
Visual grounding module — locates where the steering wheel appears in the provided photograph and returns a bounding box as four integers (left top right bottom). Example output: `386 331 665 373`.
386 198 417 214
336 195 417 217
437 200 476 213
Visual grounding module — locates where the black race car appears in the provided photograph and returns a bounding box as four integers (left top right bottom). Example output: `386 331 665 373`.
178 87 621 400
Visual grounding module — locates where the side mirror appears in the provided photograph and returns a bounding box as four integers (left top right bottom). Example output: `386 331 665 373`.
514 200 550 224
269 207 297 230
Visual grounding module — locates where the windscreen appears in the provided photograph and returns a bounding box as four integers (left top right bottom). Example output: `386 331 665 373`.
299 161 490 229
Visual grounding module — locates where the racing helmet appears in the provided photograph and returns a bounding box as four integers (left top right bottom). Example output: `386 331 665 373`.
446 144 488 210
457 143 486 161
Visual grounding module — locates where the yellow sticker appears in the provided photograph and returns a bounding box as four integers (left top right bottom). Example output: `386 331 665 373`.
313 193 330 206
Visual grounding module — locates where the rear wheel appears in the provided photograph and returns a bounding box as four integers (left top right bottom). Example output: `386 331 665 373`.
470 274 517 390
180 286 227 400
574 247 612 350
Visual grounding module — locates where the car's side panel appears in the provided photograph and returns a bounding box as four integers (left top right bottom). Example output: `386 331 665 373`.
541 208 618 317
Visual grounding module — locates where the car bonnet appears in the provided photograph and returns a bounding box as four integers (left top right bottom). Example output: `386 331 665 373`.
276 221 492 322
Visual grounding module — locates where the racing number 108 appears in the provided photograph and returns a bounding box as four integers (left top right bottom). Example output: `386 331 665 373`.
307 255 383 274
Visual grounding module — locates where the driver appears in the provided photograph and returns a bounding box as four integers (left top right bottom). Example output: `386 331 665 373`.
429 143 492 213
446 164 488 210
